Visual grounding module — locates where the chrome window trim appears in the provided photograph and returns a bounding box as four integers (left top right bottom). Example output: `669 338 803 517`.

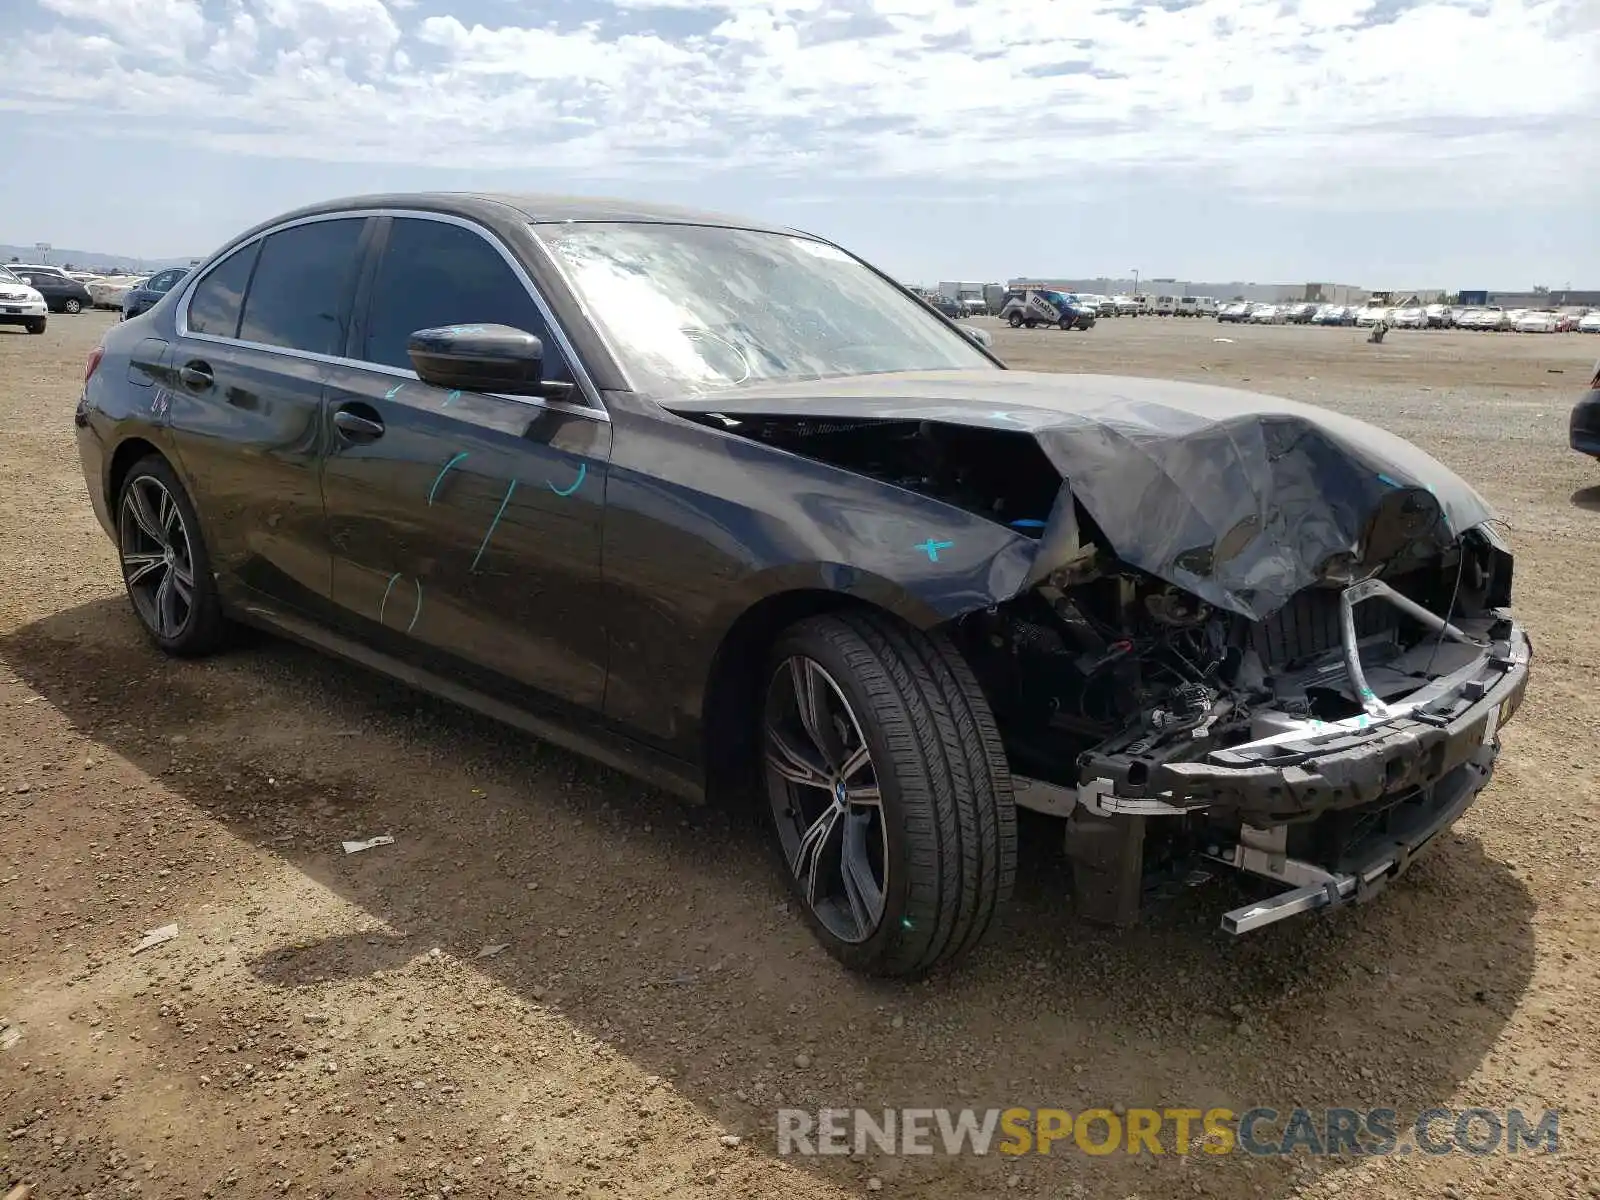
174 207 609 424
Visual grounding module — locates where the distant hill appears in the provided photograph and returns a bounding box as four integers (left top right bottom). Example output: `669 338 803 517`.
1 242 196 275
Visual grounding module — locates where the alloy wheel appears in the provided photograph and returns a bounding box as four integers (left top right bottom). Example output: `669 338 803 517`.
764 655 888 944
118 476 196 640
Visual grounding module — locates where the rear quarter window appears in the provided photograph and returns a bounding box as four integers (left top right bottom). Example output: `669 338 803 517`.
186 242 261 338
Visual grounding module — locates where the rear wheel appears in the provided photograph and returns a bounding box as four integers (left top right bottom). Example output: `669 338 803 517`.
761 611 1016 977
63 298 82 314
1007 312 1024 328
116 456 229 656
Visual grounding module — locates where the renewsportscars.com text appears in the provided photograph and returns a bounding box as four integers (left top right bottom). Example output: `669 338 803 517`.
776 1107 1561 1158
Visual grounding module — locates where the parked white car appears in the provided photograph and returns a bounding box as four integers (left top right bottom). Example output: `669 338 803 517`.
87 275 147 310
1152 295 1177 316
0 265 49 334
1354 307 1392 327
1249 304 1283 324
1579 311 1600 333
1515 310 1560 334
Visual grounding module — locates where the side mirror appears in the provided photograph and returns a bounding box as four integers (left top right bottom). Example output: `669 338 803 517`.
407 324 556 396
959 324 993 348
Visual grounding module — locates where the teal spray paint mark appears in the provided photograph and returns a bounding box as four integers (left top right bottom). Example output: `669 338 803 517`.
471 480 518 573
915 538 954 562
548 462 586 497
406 580 424 632
428 452 470 505
384 384 403 400
378 572 402 626
442 390 461 407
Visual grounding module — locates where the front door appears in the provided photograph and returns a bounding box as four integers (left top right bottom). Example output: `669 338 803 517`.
319 214 612 713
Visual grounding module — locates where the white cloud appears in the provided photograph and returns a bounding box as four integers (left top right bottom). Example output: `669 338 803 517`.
6 0 1597 205
38 0 207 58
260 0 401 51
206 9 261 72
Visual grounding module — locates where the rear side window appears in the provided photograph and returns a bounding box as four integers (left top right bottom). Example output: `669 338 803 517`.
186 241 260 338
149 269 185 294
361 217 569 383
237 218 365 356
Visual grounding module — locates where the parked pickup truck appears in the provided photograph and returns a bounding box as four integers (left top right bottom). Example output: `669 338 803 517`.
998 289 1098 330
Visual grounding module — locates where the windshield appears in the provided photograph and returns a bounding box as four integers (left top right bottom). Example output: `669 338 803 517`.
534 222 995 396
0 267 21 285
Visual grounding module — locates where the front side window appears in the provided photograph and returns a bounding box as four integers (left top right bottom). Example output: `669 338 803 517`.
237 218 365 356
361 217 570 386
186 241 260 338
535 222 994 397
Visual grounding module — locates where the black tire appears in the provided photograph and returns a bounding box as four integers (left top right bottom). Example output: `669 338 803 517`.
63 298 82 314
24 318 46 335
115 455 229 656
760 611 1016 977
1058 316 1072 331
1007 312 1024 328
1024 318 1038 329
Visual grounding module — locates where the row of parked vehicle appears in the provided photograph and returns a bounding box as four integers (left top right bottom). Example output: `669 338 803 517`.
1215 299 1600 333
1029 293 1219 318
0 262 193 333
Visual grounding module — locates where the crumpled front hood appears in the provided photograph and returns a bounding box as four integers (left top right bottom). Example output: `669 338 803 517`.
663 370 1498 620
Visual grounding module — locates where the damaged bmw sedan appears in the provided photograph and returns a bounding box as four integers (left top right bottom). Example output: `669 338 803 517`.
74 194 1531 977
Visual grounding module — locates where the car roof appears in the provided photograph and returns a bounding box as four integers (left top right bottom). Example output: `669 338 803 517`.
245 191 804 237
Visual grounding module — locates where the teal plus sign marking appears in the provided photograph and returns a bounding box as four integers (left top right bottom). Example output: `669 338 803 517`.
915 539 954 562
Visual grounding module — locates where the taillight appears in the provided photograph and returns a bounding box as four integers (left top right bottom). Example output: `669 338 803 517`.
85 345 104 384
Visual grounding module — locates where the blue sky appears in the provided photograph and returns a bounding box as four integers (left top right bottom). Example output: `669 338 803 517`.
3 0 1596 287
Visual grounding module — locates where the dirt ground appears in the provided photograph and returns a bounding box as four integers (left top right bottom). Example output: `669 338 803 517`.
3 311 1599 1200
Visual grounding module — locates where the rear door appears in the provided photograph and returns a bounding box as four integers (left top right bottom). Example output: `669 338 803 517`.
318 212 612 714
167 215 373 611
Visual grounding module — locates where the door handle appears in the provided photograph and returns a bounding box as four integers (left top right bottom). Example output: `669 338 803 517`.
334 408 385 441
179 361 214 390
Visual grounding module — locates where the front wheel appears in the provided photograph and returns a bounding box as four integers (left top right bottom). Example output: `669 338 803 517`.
761 611 1016 978
116 456 229 656
24 318 45 335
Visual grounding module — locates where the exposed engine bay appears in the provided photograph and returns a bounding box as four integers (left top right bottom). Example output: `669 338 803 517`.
674 392 1532 935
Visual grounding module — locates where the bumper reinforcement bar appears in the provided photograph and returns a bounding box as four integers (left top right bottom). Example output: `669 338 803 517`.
1211 744 1491 935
